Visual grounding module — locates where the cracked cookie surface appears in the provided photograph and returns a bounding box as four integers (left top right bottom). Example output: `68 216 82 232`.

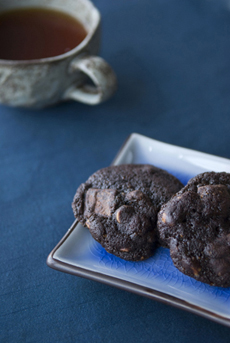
157 171 230 287
72 164 183 261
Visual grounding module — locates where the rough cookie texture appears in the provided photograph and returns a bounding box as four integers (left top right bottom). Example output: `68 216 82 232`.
157 171 230 287
72 164 183 261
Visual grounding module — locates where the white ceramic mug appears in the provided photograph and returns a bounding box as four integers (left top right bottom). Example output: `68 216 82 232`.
0 0 117 108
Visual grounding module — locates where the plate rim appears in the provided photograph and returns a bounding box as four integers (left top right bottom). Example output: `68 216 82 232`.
46 133 230 328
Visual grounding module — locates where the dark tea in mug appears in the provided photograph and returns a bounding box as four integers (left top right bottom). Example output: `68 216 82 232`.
0 7 87 60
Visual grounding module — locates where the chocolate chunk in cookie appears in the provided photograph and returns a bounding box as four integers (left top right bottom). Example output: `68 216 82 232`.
157 171 230 287
72 164 183 261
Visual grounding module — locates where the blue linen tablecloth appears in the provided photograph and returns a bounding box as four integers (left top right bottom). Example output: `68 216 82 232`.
1 0 230 342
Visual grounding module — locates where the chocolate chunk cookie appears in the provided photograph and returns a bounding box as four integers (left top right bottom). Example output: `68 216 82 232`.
157 171 230 287
72 164 183 261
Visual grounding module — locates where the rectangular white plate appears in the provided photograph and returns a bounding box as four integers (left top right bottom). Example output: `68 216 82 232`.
47 133 230 327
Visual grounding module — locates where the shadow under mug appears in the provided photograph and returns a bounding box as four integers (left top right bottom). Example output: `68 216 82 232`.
0 0 117 108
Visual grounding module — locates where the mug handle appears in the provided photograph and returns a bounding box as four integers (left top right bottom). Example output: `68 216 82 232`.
63 55 117 105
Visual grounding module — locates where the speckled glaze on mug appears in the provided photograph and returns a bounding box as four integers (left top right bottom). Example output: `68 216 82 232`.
0 0 117 108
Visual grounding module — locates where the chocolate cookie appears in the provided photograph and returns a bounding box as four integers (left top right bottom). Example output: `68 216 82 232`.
157 171 230 287
72 164 183 261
